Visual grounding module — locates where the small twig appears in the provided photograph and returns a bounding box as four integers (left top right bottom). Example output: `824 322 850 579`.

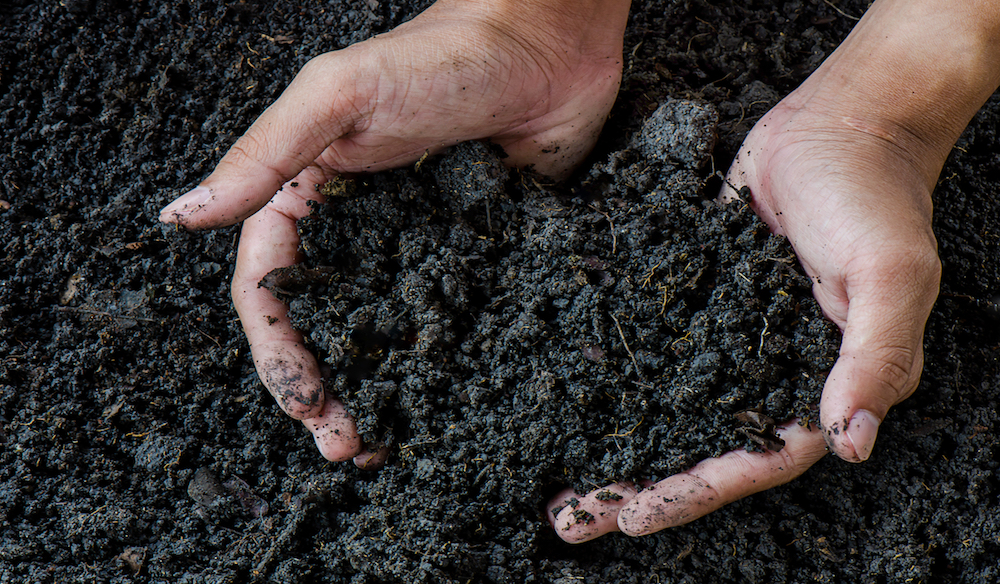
609 313 640 374
54 306 158 323
758 316 769 357
399 437 441 451
671 331 692 349
686 32 710 53
822 0 861 20
187 319 222 349
706 71 733 87
604 416 644 439
487 292 511 309
604 213 618 254
485 199 492 236
640 260 663 289
625 41 642 74
591 206 618 254
729 100 746 134
124 422 168 438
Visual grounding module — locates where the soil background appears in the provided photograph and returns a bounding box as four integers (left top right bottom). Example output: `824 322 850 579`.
2 1 1000 583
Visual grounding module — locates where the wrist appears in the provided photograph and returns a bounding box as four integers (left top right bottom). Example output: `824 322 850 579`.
790 0 1000 182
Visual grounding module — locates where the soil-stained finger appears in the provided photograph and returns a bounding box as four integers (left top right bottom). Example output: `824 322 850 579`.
617 420 828 537
353 444 390 470
232 179 329 420
817 270 934 462
251 341 324 419
158 56 359 230
303 397 363 462
230 173 364 461
547 482 648 543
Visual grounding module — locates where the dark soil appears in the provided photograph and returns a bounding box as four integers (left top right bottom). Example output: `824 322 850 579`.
2 1 999 583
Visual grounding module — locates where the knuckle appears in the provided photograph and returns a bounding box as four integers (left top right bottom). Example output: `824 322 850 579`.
229 257 264 307
258 357 322 419
226 131 273 169
908 245 941 287
266 190 318 222
229 276 240 302
868 347 920 401
301 52 338 75
873 246 940 300
229 271 251 305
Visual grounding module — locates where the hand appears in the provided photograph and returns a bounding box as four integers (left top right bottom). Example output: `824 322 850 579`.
158 0 631 462
551 0 1000 542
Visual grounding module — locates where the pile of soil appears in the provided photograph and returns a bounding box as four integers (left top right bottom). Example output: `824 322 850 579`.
2 1 999 583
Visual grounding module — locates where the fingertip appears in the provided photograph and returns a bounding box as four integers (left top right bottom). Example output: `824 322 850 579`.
159 186 215 227
546 488 578 528
847 409 879 462
353 444 390 470
304 398 362 462
616 479 701 537
618 505 660 537
618 422 828 537
552 502 617 544
824 409 880 462
548 483 643 544
818 356 890 462
616 504 644 537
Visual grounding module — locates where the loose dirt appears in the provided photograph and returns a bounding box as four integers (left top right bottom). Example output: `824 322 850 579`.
2 1 999 583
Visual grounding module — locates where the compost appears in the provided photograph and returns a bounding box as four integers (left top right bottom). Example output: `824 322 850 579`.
2 1 1000 583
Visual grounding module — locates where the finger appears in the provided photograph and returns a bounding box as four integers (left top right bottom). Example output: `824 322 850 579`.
819 252 940 462
617 421 827 537
547 481 651 544
159 54 363 229
231 172 362 460
231 180 327 420
353 444 390 470
302 394 363 462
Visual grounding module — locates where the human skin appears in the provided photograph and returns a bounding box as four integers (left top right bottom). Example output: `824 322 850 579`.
159 0 1000 541
159 0 632 463
551 0 1000 541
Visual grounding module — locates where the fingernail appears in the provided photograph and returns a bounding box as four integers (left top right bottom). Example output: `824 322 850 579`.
159 186 213 222
846 409 879 462
353 444 389 470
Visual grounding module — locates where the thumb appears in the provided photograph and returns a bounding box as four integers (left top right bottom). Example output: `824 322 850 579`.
159 54 362 229
819 254 940 462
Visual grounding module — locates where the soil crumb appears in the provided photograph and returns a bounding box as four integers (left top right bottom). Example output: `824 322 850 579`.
3 1 1000 583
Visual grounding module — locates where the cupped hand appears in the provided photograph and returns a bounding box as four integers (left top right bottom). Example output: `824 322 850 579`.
158 0 629 462
549 0 1000 541
551 79 943 540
